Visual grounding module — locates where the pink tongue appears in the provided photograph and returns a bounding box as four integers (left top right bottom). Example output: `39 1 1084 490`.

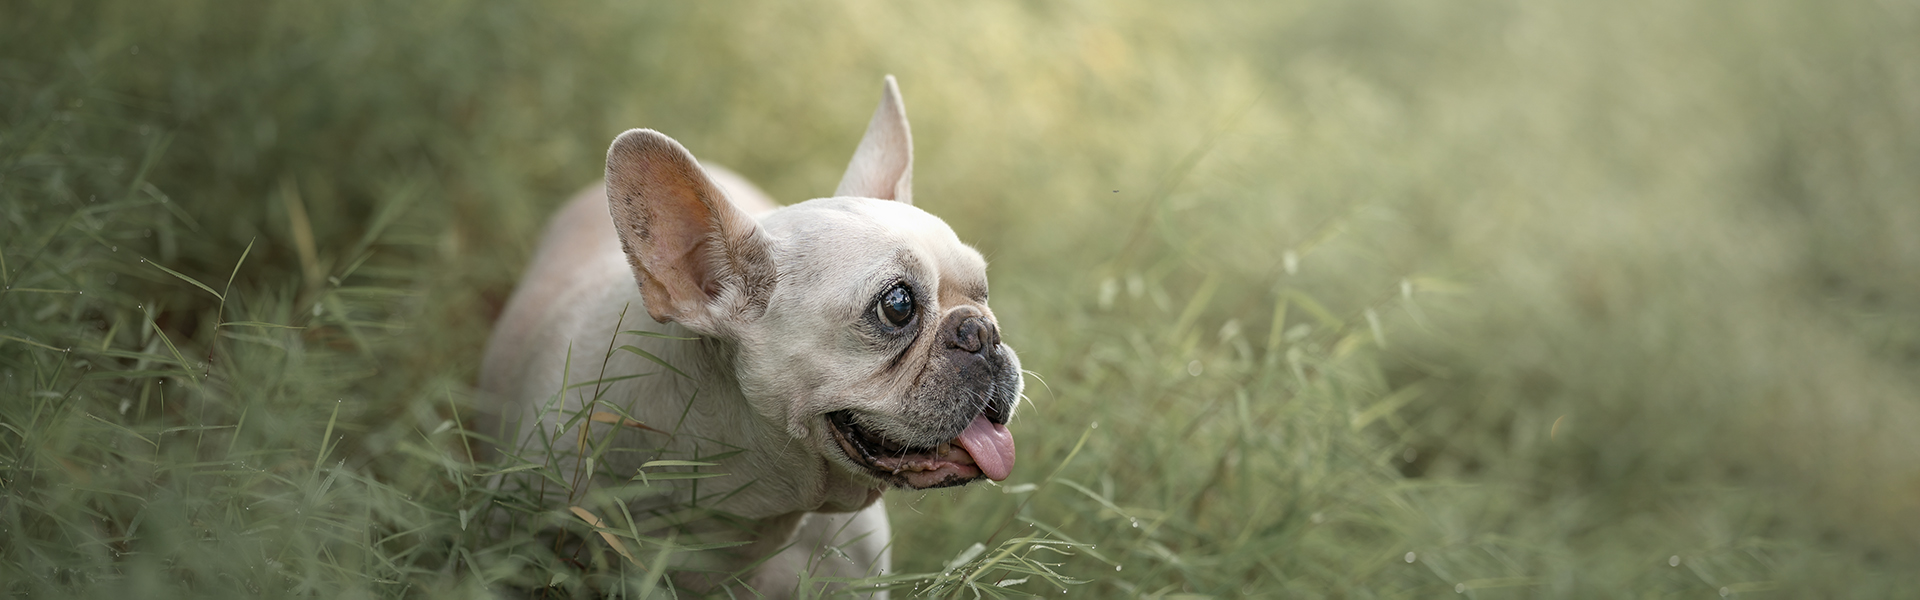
953 415 1016 481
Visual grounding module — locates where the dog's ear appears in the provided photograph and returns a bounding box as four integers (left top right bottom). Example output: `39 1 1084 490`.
834 75 914 205
606 129 775 334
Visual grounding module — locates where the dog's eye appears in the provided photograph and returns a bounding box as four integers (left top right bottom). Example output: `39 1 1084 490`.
878 284 914 327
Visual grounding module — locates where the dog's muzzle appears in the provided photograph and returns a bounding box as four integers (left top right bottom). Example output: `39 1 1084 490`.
827 308 1021 489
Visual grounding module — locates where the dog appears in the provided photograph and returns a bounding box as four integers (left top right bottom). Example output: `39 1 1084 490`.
477 76 1022 597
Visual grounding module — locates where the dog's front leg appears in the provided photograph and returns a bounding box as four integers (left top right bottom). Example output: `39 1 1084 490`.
744 502 892 599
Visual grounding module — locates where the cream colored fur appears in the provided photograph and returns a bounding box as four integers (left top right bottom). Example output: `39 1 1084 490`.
477 76 1018 598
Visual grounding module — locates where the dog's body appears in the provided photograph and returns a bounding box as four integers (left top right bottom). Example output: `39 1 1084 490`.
477 77 1020 597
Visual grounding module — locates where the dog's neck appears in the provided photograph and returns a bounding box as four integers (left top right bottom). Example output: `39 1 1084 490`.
578 327 879 578
591 321 879 520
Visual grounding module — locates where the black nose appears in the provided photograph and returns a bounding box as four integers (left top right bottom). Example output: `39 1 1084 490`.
949 315 998 354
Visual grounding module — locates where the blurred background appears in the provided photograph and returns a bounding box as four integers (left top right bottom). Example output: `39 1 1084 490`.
5 0 1919 596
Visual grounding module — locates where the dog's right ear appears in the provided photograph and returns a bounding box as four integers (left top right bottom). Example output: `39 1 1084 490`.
605 129 775 335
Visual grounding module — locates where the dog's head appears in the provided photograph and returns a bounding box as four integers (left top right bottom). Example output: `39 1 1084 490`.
604 77 1020 491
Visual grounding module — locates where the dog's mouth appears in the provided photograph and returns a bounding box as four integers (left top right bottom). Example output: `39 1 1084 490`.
825 410 1016 489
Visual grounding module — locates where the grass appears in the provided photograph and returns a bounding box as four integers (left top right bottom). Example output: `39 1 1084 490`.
5 0 1920 597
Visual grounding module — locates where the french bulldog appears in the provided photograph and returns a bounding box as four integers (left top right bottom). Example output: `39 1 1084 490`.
477 76 1021 597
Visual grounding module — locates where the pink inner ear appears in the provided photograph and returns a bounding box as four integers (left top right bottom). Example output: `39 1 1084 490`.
606 130 738 324
647 217 720 312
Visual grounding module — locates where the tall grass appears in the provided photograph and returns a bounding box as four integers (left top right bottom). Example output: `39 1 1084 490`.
5 0 1919 597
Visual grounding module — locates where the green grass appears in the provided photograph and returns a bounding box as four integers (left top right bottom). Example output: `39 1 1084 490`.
6 0 1920 597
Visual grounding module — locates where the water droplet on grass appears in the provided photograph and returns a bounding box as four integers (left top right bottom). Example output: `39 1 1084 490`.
1404 552 1416 563
1455 583 1465 593
1115 565 1122 571
1669 555 1680 567
1719 587 1729 597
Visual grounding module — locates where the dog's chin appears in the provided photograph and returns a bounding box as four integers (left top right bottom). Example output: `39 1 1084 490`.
825 411 984 489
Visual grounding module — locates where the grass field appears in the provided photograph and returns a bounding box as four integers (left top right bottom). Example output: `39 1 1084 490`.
6 0 1920 597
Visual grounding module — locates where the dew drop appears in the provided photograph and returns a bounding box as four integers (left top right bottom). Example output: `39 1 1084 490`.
1719 587 1729 597
1404 552 1416 563
1455 583 1465 593
1669 555 1680 567
1130 518 1139 528
1115 565 1122 571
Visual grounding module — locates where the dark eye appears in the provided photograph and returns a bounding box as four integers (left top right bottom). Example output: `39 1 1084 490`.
878 284 914 327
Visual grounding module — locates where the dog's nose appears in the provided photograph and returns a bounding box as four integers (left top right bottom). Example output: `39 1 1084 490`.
949 315 998 354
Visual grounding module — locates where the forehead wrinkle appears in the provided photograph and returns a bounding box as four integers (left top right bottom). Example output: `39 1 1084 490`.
859 203 989 305
920 235 988 307
764 196 988 312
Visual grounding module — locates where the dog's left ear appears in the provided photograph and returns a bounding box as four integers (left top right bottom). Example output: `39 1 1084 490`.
605 129 776 334
834 75 914 205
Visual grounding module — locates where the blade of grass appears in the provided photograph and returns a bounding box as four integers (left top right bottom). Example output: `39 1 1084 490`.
570 506 643 568
615 345 691 380
142 258 222 301
145 320 197 383
311 400 343 486
217 238 256 323
621 330 699 341
217 321 307 329
0 333 69 353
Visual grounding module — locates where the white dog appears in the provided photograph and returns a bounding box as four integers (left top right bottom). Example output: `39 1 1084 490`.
478 76 1021 597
